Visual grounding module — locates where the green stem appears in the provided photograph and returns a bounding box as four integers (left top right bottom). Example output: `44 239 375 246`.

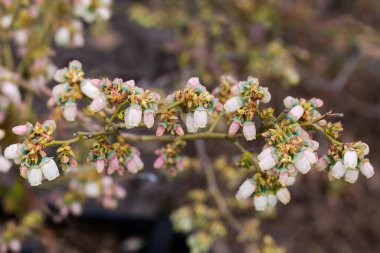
313 124 342 145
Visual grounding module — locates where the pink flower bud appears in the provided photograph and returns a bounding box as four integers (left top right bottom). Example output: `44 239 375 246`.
90 79 102 88
115 186 127 198
43 120 56 131
107 156 119 174
214 101 223 111
224 96 243 113
96 159 105 173
228 120 241 135
70 202 82 216
20 166 28 178
231 84 241 95
156 123 167 137
143 109 155 128
154 156 165 169
243 121 256 141
235 179 256 200
310 98 324 107
283 96 298 109
126 154 144 174
187 77 200 87
276 188 291 205
176 157 185 171
174 124 184 136
12 124 30 135
63 102 77 121
359 160 374 178
315 155 329 172
90 94 107 112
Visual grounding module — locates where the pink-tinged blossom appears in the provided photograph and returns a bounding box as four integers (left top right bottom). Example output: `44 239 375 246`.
143 109 155 128
187 77 200 87
96 159 105 173
52 83 67 98
344 169 359 183
279 171 289 186
235 179 256 200
331 160 346 179
283 96 298 109
154 156 166 169
63 102 77 121
228 120 241 135
224 96 243 113
174 124 184 136
126 154 144 174
276 188 291 205
40 157 60 181
12 124 30 135
310 98 324 107
286 176 296 186
253 195 267 211
27 167 43 186
343 149 358 169
303 149 318 165
4 143 22 160
194 106 208 128
258 148 277 171
125 104 142 129
243 121 256 141
107 156 119 174
315 155 329 172
287 105 304 122
156 123 167 137
259 87 271 103
90 94 107 112
176 157 185 171
359 160 374 178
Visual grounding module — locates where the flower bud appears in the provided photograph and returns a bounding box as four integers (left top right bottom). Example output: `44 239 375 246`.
125 104 142 128
143 109 155 128
185 113 198 133
253 195 267 211
55 27 70 46
0 155 11 173
283 96 298 109
258 150 277 171
315 155 329 172
224 96 243 113
279 171 289 186
266 193 278 207
96 159 105 173
235 179 256 200
2 81 21 105
331 160 346 179
4 143 22 159
156 123 167 137
27 167 43 186
243 121 256 141
287 105 304 122
70 202 82 216
292 153 311 174
303 149 318 165
194 106 208 128
154 156 165 169
12 124 30 135
9 239 21 252
90 94 107 112
40 157 60 181
276 188 291 205
344 169 359 183
187 77 200 87
286 176 296 186
126 154 144 174
359 160 374 178
174 124 184 136
80 79 100 99
228 120 241 135
258 147 272 161
107 156 119 175
343 149 358 169
43 120 57 131
63 102 77 121
259 87 271 103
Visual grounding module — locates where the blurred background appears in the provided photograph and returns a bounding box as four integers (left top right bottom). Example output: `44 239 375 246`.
2 0 380 252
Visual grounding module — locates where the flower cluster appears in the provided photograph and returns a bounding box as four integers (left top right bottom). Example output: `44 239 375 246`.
224 77 271 141
165 77 219 134
316 142 374 183
5 121 59 186
153 140 186 175
88 137 144 175
50 60 85 121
